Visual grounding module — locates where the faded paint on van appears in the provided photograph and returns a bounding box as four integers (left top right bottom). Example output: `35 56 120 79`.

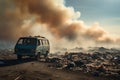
14 36 50 59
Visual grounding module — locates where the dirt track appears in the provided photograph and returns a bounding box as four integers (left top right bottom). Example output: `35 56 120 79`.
0 54 118 80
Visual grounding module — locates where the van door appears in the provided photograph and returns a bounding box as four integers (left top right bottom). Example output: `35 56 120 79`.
36 39 43 54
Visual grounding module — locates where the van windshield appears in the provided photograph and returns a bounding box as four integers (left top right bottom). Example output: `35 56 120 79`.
17 38 37 45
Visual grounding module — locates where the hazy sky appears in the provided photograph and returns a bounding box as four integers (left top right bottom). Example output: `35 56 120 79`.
0 0 120 49
66 0 120 35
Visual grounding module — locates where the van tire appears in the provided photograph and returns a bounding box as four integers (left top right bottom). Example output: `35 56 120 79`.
17 55 22 60
45 51 49 58
36 53 41 61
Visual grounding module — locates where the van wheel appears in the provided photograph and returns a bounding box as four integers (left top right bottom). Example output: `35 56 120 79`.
36 53 41 61
45 51 48 58
17 55 22 60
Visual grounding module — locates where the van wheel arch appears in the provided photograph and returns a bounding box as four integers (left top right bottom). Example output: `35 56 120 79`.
36 52 41 60
45 51 49 57
17 55 22 60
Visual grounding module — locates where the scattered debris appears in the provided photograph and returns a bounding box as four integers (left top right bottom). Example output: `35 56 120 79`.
47 47 120 77
0 47 120 79
14 75 22 80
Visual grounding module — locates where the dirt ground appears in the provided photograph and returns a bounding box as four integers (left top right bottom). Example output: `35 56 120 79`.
0 54 119 80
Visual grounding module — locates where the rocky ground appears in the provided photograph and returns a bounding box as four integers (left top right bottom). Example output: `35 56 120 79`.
0 49 120 80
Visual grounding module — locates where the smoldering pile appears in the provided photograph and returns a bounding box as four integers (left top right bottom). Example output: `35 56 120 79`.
47 47 120 77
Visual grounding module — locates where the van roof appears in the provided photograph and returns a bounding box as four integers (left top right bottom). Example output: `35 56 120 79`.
20 36 48 40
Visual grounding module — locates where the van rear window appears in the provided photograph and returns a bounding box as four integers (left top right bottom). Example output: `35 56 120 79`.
17 38 37 45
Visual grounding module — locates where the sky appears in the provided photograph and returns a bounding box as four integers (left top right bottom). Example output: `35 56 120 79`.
0 0 120 49
66 0 120 35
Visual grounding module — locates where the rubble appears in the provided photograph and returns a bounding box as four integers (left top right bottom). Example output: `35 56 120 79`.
0 49 15 60
47 47 120 78
0 47 120 79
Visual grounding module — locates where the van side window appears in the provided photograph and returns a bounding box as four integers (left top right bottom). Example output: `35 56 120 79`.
45 40 47 45
37 40 40 45
44 40 47 45
40 40 43 45
46 40 48 45
43 40 45 45
47 40 49 45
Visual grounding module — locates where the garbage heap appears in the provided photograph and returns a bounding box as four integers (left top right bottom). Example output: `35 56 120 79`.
47 51 120 77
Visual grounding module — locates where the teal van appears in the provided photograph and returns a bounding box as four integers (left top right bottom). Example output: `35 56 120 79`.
14 36 50 60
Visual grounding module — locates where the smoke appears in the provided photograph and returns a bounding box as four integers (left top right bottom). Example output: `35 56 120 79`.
0 0 33 40
83 23 117 43
0 0 120 47
14 0 120 43
14 0 82 40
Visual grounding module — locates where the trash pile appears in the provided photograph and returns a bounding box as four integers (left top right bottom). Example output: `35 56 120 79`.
47 47 120 77
0 49 14 60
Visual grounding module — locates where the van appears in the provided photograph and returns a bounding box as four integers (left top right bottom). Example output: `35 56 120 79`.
14 36 50 60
